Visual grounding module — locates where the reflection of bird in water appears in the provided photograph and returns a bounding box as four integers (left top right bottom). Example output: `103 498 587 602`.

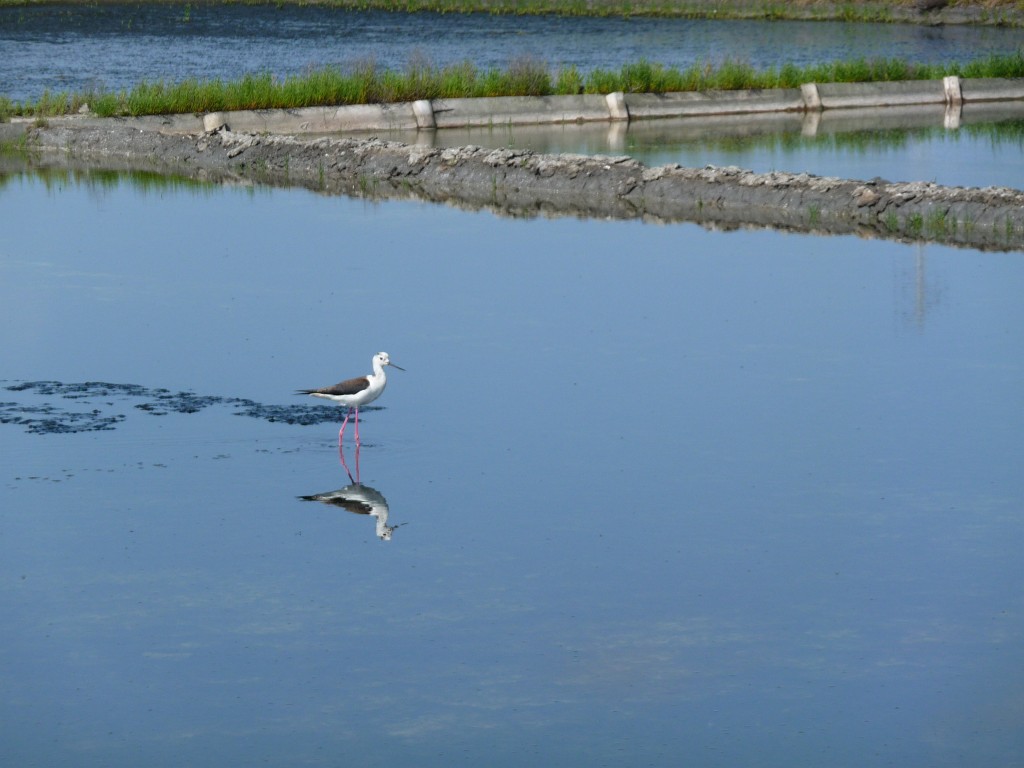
299 483 402 541
297 352 404 447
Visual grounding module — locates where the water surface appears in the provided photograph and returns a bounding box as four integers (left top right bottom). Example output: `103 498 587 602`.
1 171 1022 766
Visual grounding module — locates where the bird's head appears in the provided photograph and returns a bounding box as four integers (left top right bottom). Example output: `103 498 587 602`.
377 351 405 371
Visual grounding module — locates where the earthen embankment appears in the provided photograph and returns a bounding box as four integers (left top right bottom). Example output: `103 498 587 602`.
16 121 1024 251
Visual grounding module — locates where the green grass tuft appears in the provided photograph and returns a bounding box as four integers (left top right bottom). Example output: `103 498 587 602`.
907 212 925 237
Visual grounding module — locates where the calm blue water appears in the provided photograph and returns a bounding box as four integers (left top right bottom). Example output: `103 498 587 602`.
1 171 1022 766
2 4 1023 102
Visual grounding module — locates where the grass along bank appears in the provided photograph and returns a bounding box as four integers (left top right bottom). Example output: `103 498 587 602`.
3 52 1023 120
1 0 1022 24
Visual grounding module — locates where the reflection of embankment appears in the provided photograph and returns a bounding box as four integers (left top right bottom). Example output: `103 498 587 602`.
16 119 1024 251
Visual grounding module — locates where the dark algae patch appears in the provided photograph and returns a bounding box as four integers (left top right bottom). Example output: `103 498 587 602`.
1 380 370 435
0 400 127 434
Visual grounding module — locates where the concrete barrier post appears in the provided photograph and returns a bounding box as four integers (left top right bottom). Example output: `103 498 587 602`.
943 75 963 106
605 92 629 121
412 100 436 130
801 83 822 112
942 76 963 129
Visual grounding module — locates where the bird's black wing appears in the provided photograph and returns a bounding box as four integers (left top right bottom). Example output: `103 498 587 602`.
296 376 370 396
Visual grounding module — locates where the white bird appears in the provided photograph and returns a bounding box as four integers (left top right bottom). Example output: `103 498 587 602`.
297 351 404 446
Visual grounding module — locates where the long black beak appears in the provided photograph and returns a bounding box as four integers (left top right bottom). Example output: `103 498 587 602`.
389 362 406 371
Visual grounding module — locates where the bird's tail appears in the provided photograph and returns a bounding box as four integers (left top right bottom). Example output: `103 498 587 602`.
295 389 317 395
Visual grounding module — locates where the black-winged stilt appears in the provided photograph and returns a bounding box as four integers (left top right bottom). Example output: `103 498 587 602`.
297 351 404 447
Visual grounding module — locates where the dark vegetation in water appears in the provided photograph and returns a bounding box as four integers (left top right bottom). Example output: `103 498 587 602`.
0 400 127 434
1 380 366 435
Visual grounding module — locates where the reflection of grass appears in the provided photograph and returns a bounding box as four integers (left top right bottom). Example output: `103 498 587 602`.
963 118 1024 149
0 166 221 196
6 51 1024 118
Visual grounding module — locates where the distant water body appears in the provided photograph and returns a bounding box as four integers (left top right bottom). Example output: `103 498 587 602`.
1 3 1022 101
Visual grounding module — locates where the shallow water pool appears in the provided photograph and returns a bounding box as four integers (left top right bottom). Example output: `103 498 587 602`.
1 171 1022 766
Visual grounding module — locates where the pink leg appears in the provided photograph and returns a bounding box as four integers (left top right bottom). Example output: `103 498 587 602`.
353 407 361 444
338 408 352 447
338 442 354 484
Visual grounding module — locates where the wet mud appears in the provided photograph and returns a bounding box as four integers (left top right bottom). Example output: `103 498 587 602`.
1 380 372 435
15 121 1024 250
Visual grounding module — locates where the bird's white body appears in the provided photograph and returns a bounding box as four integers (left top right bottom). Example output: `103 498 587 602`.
297 352 404 446
307 353 391 408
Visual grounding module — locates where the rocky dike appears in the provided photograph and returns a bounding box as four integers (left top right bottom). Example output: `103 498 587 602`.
12 121 1024 251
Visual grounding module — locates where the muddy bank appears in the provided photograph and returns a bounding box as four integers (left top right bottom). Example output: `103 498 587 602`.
16 121 1024 251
